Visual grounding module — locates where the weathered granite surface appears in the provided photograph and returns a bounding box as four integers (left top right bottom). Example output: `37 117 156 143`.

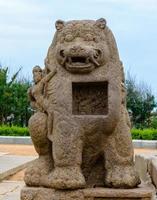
135 153 157 189
21 185 155 200
21 18 143 199
150 158 157 188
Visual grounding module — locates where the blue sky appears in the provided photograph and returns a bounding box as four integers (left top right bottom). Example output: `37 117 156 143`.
0 0 157 96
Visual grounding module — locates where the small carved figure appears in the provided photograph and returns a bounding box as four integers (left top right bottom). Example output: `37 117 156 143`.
28 65 57 140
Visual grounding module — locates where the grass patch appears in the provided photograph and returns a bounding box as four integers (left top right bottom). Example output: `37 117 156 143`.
131 129 157 140
0 125 29 136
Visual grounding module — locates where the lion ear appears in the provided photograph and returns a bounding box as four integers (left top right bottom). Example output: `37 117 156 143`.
95 18 107 29
55 20 65 31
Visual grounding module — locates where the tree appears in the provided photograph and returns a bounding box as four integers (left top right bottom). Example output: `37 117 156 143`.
0 65 32 126
0 66 15 124
126 72 156 128
10 80 32 126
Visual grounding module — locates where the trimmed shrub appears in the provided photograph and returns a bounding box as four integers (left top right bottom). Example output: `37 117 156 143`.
131 129 157 140
0 126 29 136
0 126 157 140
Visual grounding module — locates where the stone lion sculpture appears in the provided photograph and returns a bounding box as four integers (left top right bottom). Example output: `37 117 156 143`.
24 18 140 190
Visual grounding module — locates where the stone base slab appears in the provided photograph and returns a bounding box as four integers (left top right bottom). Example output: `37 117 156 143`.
21 184 155 200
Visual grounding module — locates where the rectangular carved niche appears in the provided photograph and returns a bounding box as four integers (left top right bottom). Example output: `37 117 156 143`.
72 81 108 115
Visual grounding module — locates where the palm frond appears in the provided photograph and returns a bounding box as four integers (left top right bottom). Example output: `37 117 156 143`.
8 67 22 86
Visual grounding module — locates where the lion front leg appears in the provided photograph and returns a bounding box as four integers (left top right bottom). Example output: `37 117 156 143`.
104 109 140 188
48 112 86 189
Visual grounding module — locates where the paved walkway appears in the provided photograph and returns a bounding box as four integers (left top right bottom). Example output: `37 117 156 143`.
0 181 24 200
0 155 35 181
0 145 37 200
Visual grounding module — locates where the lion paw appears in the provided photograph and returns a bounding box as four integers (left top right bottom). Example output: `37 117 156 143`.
48 166 86 189
24 155 53 187
105 165 141 188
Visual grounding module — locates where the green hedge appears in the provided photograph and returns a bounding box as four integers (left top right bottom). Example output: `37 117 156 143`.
131 129 157 140
0 126 29 136
0 126 157 140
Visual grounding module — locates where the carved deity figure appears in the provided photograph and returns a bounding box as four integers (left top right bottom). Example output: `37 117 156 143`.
28 65 56 141
24 18 140 190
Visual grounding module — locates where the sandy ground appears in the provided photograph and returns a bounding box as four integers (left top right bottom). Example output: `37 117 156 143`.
0 144 157 181
134 148 157 155
0 144 157 156
0 144 37 156
7 169 26 181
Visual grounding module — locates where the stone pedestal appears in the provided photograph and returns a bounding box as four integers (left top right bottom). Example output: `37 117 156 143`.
21 184 155 200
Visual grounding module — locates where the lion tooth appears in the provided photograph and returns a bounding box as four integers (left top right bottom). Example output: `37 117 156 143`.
61 56 67 65
86 57 90 64
94 60 100 67
91 55 100 67
68 57 72 64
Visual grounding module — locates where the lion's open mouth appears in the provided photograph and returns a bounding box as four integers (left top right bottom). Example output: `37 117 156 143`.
58 48 101 73
71 56 86 64
61 55 100 72
66 56 90 66
65 56 95 73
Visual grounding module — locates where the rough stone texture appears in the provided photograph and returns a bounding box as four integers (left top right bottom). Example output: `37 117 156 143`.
21 185 155 200
23 18 141 195
135 154 157 188
150 158 157 188
135 154 153 183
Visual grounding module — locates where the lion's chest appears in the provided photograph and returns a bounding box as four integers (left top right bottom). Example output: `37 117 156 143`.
48 67 122 132
52 75 108 115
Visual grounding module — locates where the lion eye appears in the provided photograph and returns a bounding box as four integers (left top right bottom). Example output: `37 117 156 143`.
65 34 73 42
85 33 94 41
